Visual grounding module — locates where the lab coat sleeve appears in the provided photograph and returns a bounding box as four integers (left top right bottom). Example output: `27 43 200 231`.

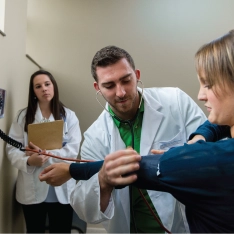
70 120 115 223
6 110 33 173
45 109 81 164
71 173 115 224
189 120 231 142
176 88 207 140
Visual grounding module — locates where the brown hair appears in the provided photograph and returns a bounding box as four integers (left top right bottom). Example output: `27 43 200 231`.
24 70 65 132
195 30 234 95
91 45 135 82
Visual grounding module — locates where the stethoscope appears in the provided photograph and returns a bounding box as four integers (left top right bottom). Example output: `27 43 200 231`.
95 80 171 233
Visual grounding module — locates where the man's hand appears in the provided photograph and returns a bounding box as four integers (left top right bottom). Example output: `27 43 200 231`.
187 135 206 144
39 163 71 186
98 149 141 212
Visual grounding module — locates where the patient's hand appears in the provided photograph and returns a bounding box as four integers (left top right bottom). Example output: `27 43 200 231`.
151 149 165 155
187 135 206 144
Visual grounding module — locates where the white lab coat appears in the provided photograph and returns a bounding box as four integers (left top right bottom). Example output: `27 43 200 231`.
71 87 207 233
6 105 81 205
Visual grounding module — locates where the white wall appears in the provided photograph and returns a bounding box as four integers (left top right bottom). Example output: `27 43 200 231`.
26 0 234 138
0 0 233 231
0 0 38 232
0 0 232 232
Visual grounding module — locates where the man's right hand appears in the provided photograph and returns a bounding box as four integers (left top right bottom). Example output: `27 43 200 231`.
39 162 71 186
98 149 141 211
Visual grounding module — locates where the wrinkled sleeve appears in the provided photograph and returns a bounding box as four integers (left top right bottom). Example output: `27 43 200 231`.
69 161 103 180
133 140 234 203
189 120 231 142
69 139 234 202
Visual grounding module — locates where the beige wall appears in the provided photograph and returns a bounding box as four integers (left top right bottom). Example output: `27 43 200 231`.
0 0 38 232
26 0 234 137
1 0 234 232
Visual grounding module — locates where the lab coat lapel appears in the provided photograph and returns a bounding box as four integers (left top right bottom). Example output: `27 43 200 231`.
140 91 164 156
110 120 126 152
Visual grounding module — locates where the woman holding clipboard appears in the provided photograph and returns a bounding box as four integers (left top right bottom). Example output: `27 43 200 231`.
6 70 81 233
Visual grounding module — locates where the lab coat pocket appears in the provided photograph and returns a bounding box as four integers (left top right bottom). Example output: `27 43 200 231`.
153 131 184 151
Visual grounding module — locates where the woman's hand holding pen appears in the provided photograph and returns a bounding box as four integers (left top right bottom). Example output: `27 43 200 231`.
26 142 49 166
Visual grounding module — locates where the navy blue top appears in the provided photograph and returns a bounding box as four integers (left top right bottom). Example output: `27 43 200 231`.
189 120 231 141
134 140 234 233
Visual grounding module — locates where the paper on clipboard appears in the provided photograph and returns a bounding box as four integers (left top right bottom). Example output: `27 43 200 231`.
28 120 63 150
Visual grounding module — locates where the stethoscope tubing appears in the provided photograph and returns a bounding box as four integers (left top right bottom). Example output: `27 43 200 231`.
24 148 93 163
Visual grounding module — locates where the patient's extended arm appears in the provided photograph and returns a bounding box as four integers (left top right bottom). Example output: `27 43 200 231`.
40 138 234 191
188 120 231 142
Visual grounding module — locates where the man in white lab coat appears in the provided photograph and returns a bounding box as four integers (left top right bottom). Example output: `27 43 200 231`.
69 45 206 233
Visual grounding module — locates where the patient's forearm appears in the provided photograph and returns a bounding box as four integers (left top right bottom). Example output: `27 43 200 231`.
69 161 104 180
68 155 162 191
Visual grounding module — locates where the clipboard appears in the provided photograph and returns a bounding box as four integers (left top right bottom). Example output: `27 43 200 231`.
28 120 63 150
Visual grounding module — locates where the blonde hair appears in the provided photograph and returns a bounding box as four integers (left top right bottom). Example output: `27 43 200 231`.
195 30 234 95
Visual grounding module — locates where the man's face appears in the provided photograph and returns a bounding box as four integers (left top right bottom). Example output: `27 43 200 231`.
94 58 140 120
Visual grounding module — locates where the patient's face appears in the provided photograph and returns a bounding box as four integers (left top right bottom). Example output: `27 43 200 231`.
197 75 234 127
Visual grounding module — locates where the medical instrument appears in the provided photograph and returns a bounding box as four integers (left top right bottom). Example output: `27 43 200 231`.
95 81 171 234
0 129 92 163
